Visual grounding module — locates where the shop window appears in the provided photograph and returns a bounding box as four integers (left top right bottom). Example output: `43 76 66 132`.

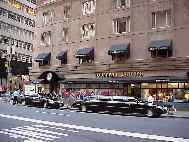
157 89 168 102
146 83 156 88
41 32 51 44
185 83 189 88
162 83 167 88
43 11 53 24
157 83 161 88
141 83 146 88
168 83 178 88
63 28 69 41
81 23 95 38
82 0 96 15
113 17 130 34
152 10 171 29
91 84 99 88
184 89 189 102
64 6 70 19
114 0 130 8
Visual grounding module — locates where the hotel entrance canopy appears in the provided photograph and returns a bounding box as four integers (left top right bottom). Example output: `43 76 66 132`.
148 39 172 51
108 43 130 55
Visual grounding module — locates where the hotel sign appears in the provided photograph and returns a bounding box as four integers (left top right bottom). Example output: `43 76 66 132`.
96 72 143 78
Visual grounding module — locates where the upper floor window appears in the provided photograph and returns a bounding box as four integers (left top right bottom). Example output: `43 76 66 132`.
43 11 53 24
81 23 95 38
152 10 171 28
63 28 69 41
82 0 96 15
113 17 130 34
114 0 130 8
64 6 70 19
44 0 55 4
41 32 51 44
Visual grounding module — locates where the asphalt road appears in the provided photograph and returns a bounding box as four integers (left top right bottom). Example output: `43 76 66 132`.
0 102 189 142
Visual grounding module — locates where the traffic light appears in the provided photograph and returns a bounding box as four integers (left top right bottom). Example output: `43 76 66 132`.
5 61 8 67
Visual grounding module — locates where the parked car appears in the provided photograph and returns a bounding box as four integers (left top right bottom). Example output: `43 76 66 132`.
72 95 167 117
19 95 64 109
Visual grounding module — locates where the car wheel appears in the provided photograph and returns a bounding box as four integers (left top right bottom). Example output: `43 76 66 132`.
146 108 155 117
43 102 48 108
21 100 26 106
81 104 87 112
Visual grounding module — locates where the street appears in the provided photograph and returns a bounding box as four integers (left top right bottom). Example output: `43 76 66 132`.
0 102 189 142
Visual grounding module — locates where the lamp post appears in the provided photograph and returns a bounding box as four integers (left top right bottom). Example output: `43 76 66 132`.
6 36 15 94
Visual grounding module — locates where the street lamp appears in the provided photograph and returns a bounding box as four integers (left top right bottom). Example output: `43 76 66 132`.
6 36 15 94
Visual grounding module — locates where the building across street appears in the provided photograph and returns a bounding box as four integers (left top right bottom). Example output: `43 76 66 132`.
27 0 189 110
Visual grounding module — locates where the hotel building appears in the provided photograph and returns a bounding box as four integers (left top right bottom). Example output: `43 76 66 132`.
30 0 189 103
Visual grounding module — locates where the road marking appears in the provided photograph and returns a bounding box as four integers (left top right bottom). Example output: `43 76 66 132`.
0 113 189 142
36 111 70 116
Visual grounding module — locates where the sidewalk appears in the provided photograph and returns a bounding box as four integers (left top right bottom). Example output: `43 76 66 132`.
162 111 189 118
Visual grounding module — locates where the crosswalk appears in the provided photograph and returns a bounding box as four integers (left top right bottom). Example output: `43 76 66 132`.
0 124 79 142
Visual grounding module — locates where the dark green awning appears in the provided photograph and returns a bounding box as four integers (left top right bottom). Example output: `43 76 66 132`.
56 51 67 60
148 39 172 51
34 52 51 62
74 47 94 58
108 43 130 55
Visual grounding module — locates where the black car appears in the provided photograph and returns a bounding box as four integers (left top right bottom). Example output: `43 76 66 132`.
72 96 167 117
19 94 64 109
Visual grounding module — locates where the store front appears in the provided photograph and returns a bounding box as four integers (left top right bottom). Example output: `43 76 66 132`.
59 73 189 102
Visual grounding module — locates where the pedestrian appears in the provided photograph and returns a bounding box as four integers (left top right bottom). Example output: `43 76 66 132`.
167 93 176 114
79 92 84 100
148 94 154 106
91 91 95 96
13 89 19 105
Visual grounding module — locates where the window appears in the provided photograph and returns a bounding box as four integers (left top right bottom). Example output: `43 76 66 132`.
30 44 33 51
41 32 51 44
82 0 96 15
151 50 172 58
63 28 69 41
114 0 130 8
64 6 70 19
43 11 53 24
28 56 32 63
152 10 171 28
113 17 130 34
81 23 95 38
44 0 55 4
